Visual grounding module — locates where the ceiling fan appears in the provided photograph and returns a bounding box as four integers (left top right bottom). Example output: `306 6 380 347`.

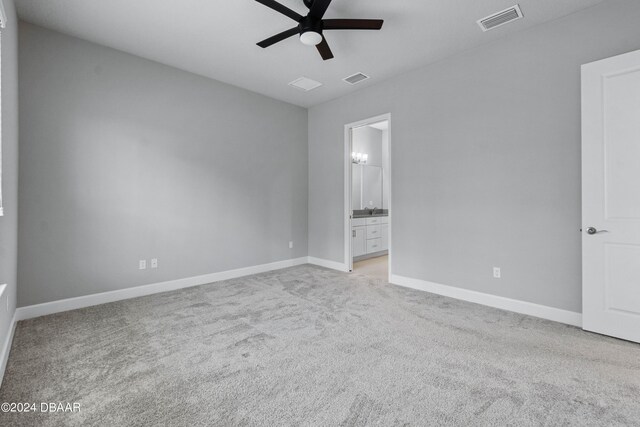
255 0 384 60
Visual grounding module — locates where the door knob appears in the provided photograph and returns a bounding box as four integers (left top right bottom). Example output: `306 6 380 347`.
586 227 608 235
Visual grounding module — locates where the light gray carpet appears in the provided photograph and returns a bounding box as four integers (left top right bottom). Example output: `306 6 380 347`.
1 265 639 426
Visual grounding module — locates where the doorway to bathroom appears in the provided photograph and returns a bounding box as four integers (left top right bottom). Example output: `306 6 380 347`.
344 114 391 281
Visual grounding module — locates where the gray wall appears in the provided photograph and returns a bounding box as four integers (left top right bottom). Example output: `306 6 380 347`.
308 0 640 313
0 0 18 354
18 22 308 307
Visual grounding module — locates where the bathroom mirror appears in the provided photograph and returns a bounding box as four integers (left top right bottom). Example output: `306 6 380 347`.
352 164 383 210
352 164 362 211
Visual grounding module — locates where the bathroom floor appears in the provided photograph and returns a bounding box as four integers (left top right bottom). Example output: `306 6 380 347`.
353 255 389 281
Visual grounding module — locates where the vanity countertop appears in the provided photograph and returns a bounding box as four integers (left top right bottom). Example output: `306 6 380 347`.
353 213 388 219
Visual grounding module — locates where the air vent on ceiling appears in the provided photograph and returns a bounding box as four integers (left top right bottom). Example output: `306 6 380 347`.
477 5 523 32
288 77 323 92
343 72 370 85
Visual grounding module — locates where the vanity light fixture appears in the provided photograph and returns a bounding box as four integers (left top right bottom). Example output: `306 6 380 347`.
352 152 368 165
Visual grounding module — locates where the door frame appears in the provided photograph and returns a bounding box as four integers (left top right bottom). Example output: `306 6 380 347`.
344 113 392 279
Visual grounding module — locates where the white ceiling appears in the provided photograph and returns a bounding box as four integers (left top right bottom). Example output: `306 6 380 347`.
16 0 605 107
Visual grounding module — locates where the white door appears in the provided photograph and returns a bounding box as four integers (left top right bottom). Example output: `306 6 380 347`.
582 49 640 343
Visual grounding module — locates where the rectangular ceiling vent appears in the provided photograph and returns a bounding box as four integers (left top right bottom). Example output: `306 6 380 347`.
477 5 523 32
288 77 323 92
343 72 370 85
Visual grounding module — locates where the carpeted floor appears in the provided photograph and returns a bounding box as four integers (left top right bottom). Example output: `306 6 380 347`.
1 265 639 426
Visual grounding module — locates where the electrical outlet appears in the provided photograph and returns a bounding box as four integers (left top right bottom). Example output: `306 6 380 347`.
139 260 147 270
493 267 501 279
289 241 293 249
151 258 158 269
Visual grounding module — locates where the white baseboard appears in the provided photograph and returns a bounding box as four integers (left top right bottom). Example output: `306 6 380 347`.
15 257 308 321
390 274 582 327
307 257 350 272
7 261 581 384
0 313 17 388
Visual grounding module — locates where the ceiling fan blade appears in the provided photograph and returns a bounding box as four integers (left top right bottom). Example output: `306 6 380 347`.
257 27 300 48
323 19 384 30
316 37 334 61
255 0 303 22
309 0 333 20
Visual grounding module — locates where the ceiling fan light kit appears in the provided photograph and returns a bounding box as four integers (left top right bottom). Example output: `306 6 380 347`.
300 31 322 46
299 15 324 46
255 0 384 60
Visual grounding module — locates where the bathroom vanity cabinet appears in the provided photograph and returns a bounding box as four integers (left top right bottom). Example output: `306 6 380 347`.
352 216 388 258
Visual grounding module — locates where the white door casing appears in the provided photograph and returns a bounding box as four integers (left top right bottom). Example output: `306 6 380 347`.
582 49 640 343
344 113 392 279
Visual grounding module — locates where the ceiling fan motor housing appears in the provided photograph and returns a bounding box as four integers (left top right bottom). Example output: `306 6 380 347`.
299 15 323 35
255 0 384 60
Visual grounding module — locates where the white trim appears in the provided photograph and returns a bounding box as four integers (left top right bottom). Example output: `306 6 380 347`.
344 113 392 276
307 256 350 272
0 313 17 387
15 257 308 321
344 125 353 271
0 0 6 29
2 263 583 385
386 118 393 283
390 274 582 327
